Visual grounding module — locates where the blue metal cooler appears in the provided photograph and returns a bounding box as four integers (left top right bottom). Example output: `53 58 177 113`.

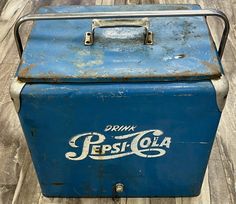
10 4 229 197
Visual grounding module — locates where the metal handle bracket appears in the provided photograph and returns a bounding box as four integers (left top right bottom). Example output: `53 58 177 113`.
84 18 153 45
14 9 230 60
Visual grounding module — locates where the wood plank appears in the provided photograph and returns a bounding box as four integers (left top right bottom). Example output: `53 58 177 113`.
0 0 7 14
0 185 16 204
0 63 16 104
0 97 26 204
126 198 149 204
175 169 210 204
151 198 176 204
114 0 127 4
0 0 32 63
96 0 115 5
208 141 233 204
12 151 41 204
127 0 141 5
215 61 236 204
2 18 34 64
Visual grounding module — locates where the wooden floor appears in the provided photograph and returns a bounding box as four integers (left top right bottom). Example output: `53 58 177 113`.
0 0 236 203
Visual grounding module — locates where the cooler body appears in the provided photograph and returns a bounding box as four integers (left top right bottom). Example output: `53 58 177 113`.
10 4 229 197
17 81 221 197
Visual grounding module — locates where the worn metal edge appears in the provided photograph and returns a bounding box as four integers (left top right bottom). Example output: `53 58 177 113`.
9 75 228 113
9 77 26 113
17 73 222 83
211 75 229 112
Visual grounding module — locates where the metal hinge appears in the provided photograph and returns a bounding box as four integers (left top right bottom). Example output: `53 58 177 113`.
211 75 229 112
9 77 26 112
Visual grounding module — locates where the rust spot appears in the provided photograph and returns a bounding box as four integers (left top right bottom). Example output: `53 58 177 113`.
201 61 221 75
18 70 221 83
171 71 199 80
19 64 36 77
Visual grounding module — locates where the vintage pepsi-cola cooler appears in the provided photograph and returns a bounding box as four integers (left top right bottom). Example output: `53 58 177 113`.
11 4 229 197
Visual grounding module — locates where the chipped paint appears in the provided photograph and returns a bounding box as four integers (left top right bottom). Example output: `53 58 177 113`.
73 49 104 69
19 64 36 78
201 61 220 75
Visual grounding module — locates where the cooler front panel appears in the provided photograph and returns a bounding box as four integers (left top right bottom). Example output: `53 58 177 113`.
19 81 220 197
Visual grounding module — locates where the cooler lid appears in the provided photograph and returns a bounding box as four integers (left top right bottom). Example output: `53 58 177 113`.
17 4 222 83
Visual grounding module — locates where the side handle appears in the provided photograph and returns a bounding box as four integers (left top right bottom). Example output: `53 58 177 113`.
14 9 230 60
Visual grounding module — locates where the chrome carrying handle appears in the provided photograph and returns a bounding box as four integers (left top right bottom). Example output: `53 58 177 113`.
84 18 153 45
14 9 230 60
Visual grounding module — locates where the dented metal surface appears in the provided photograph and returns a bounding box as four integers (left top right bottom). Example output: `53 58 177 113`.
211 75 229 111
16 4 223 83
9 77 26 112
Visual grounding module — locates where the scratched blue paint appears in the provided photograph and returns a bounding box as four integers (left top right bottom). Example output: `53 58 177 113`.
19 81 221 197
15 4 225 197
17 4 222 82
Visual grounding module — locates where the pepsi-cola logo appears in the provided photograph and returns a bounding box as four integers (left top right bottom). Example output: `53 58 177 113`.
65 126 171 161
